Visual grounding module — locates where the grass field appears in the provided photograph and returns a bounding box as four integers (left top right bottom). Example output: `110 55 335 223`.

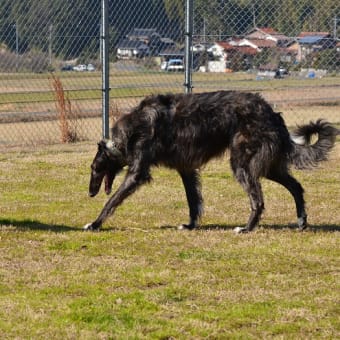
0 141 339 338
0 70 340 146
1 71 340 105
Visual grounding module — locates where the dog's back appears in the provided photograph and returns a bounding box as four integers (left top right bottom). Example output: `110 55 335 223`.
119 91 290 171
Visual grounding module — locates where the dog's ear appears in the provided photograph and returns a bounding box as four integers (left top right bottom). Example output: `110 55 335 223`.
98 140 107 150
97 140 118 152
97 139 125 165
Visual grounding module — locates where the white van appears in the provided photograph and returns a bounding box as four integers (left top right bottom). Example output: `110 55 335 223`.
166 59 184 72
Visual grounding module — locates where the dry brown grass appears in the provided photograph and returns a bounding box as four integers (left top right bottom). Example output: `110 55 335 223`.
50 73 79 143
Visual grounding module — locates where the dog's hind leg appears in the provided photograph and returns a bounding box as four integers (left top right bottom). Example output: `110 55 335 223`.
178 170 203 230
266 170 307 230
232 167 265 233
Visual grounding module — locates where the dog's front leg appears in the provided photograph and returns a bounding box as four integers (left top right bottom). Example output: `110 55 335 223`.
84 169 150 231
178 170 203 230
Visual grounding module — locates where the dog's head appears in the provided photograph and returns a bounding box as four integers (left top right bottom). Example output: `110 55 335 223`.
88 140 125 197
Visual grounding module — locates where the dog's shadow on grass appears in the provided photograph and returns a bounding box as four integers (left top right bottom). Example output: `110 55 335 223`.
161 223 340 232
202 223 340 232
260 223 340 232
1 219 339 233
0 218 79 232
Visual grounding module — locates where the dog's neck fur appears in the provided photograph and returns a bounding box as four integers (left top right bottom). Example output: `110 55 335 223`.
105 140 127 167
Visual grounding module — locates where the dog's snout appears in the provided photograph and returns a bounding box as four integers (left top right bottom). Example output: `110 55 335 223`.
88 185 100 197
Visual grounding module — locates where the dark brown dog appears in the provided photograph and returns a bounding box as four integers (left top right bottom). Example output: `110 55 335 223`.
84 91 337 232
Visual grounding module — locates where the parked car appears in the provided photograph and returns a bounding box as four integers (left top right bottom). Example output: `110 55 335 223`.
274 68 288 79
73 64 87 72
87 63 95 71
160 61 168 71
166 59 184 72
61 64 73 71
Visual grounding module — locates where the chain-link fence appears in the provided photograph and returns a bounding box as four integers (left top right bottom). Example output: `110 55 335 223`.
192 0 340 128
0 0 339 147
0 1 103 146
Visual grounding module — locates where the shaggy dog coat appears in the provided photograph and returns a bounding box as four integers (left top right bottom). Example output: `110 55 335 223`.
85 91 338 232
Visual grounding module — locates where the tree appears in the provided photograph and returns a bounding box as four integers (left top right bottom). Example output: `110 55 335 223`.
162 0 184 20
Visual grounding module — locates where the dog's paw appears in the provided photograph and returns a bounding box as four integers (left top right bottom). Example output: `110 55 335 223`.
83 223 99 231
178 224 196 231
83 223 93 231
234 226 249 234
297 216 307 231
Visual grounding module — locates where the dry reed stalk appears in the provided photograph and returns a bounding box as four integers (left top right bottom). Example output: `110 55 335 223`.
50 73 78 143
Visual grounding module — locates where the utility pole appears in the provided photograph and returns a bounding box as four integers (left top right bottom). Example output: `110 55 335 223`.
49 24 53 65
333 17 339 40
13 22 19 72
252 4 256 28
203 17 206 44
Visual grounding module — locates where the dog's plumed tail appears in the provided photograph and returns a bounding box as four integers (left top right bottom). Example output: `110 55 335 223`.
289 119 338 169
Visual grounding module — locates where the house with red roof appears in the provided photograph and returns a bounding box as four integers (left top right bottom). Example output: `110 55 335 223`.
207 41 258 71
199 28 338 72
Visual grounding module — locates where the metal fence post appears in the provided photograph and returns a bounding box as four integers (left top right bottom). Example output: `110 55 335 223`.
101 0 110 139
184 0 193 93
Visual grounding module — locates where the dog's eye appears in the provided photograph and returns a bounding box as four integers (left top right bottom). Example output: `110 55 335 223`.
91 162 105 173
91 164 99 173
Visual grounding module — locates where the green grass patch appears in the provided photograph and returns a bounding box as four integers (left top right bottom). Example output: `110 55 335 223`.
0 87 158 105
0 142 339 338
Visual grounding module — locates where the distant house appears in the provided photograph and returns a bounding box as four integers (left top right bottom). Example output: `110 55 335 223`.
226 46 257 71
298 31 330 38
155 37 176 55
207 41 257 71
117 28 175 58
207 42 232 58
192 43 213 52
116 39 149 59
127 28 161 44
297 32 336 61
192 43 206 52
245 27 291 47
208 29 304 72
237 38 277 51
243 28 295 64
278 42 299 63
158 47 184 61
